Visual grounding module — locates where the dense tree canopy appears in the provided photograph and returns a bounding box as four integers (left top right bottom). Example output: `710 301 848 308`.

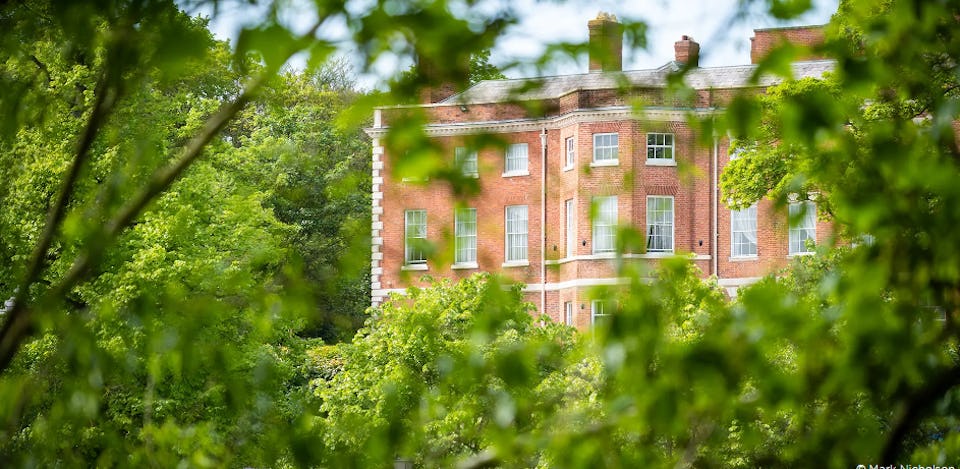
2 0 960 467
224 66 373 342
0 1 372 465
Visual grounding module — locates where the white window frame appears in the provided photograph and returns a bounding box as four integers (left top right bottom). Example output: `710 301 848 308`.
454 208 477 266
564 301 574 326
730 204 758 258
505 205 528 263
646 132 675 165
788 201 816 255
592 133 618 165
455 147 478 177
592 196 618 254
591 300 609 325
404 209 427 266
646 196 674 253
503 143 529 176
564 137 575 170
565 199 576 258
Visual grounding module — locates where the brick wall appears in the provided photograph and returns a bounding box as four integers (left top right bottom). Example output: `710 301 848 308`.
373 23 833 323
751 25 826 64
379 131 545 296
376 110 836 322
715 142 834 280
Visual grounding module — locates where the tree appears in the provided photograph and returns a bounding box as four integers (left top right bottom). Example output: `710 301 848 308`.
309 264 739 468
0 0 529 465
324 0 960 466
5 0 960 466
311 273 591 467
469 50 507 85
711 0 960 463
396 49 507 104
224 65 373 343
0 8 320 465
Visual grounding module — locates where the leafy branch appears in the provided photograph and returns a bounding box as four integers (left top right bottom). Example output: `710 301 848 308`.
880 363 960 463
0 19 324 375
0 28 126 373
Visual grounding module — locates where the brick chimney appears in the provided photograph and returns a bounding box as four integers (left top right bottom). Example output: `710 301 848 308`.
588 12 623 72
750 25 826 64
674 35 700 67
416 55 465 104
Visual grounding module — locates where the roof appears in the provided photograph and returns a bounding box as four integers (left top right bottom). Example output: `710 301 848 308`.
439 60 835 105
753 24 828 32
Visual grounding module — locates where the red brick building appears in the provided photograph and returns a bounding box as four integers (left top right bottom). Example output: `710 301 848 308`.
367 18 831 327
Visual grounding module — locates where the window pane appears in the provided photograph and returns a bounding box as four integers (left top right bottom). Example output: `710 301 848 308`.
566 199 575 257
789 201 816 254
591 300 609 325
455 147 478 176
405 209 427 264
505 143 528 173
592 133 618 162
731 204 757 257
592 196 617 253
455 208 477 263
646 197 674 252
646 132 675 160
505 205 528 261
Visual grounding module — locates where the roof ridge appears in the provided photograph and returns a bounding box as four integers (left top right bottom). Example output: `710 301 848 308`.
440 60 835 105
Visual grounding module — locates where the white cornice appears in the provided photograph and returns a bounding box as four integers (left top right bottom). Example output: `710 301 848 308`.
523 277 635 292
364 106 719 138
375 275 763 300
544 252 711 265
716 276 763 287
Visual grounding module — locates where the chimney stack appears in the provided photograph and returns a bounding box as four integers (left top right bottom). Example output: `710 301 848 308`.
674 35 700 67
750 25 825 64
588 12 623 72
416 55 467 104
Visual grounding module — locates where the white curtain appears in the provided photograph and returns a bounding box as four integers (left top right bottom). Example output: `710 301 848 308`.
731 205 757 256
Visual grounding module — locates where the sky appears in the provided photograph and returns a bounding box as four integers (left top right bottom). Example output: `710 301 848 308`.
187 0 839 89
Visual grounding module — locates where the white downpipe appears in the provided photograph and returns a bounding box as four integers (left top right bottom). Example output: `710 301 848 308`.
712 135 719 277
540 128 548 316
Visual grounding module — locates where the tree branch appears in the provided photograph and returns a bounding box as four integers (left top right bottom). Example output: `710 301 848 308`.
455 449 499 469
30 55 51 86
0 66 119 371
880 363 960 462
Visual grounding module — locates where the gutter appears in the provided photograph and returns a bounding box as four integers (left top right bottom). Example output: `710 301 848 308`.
712 134 719 277
540 127 548 315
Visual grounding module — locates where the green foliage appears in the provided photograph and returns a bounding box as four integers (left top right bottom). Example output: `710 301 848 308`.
4 0 960 467
331 0 960 465
312 274 586 467
395 49 508 103
310 265 759 468
0 0 525 463
225 66 373 342
0 1 364 465
716 1 960 464
468 50 507 85
720 77 849 212
0 9 314 466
